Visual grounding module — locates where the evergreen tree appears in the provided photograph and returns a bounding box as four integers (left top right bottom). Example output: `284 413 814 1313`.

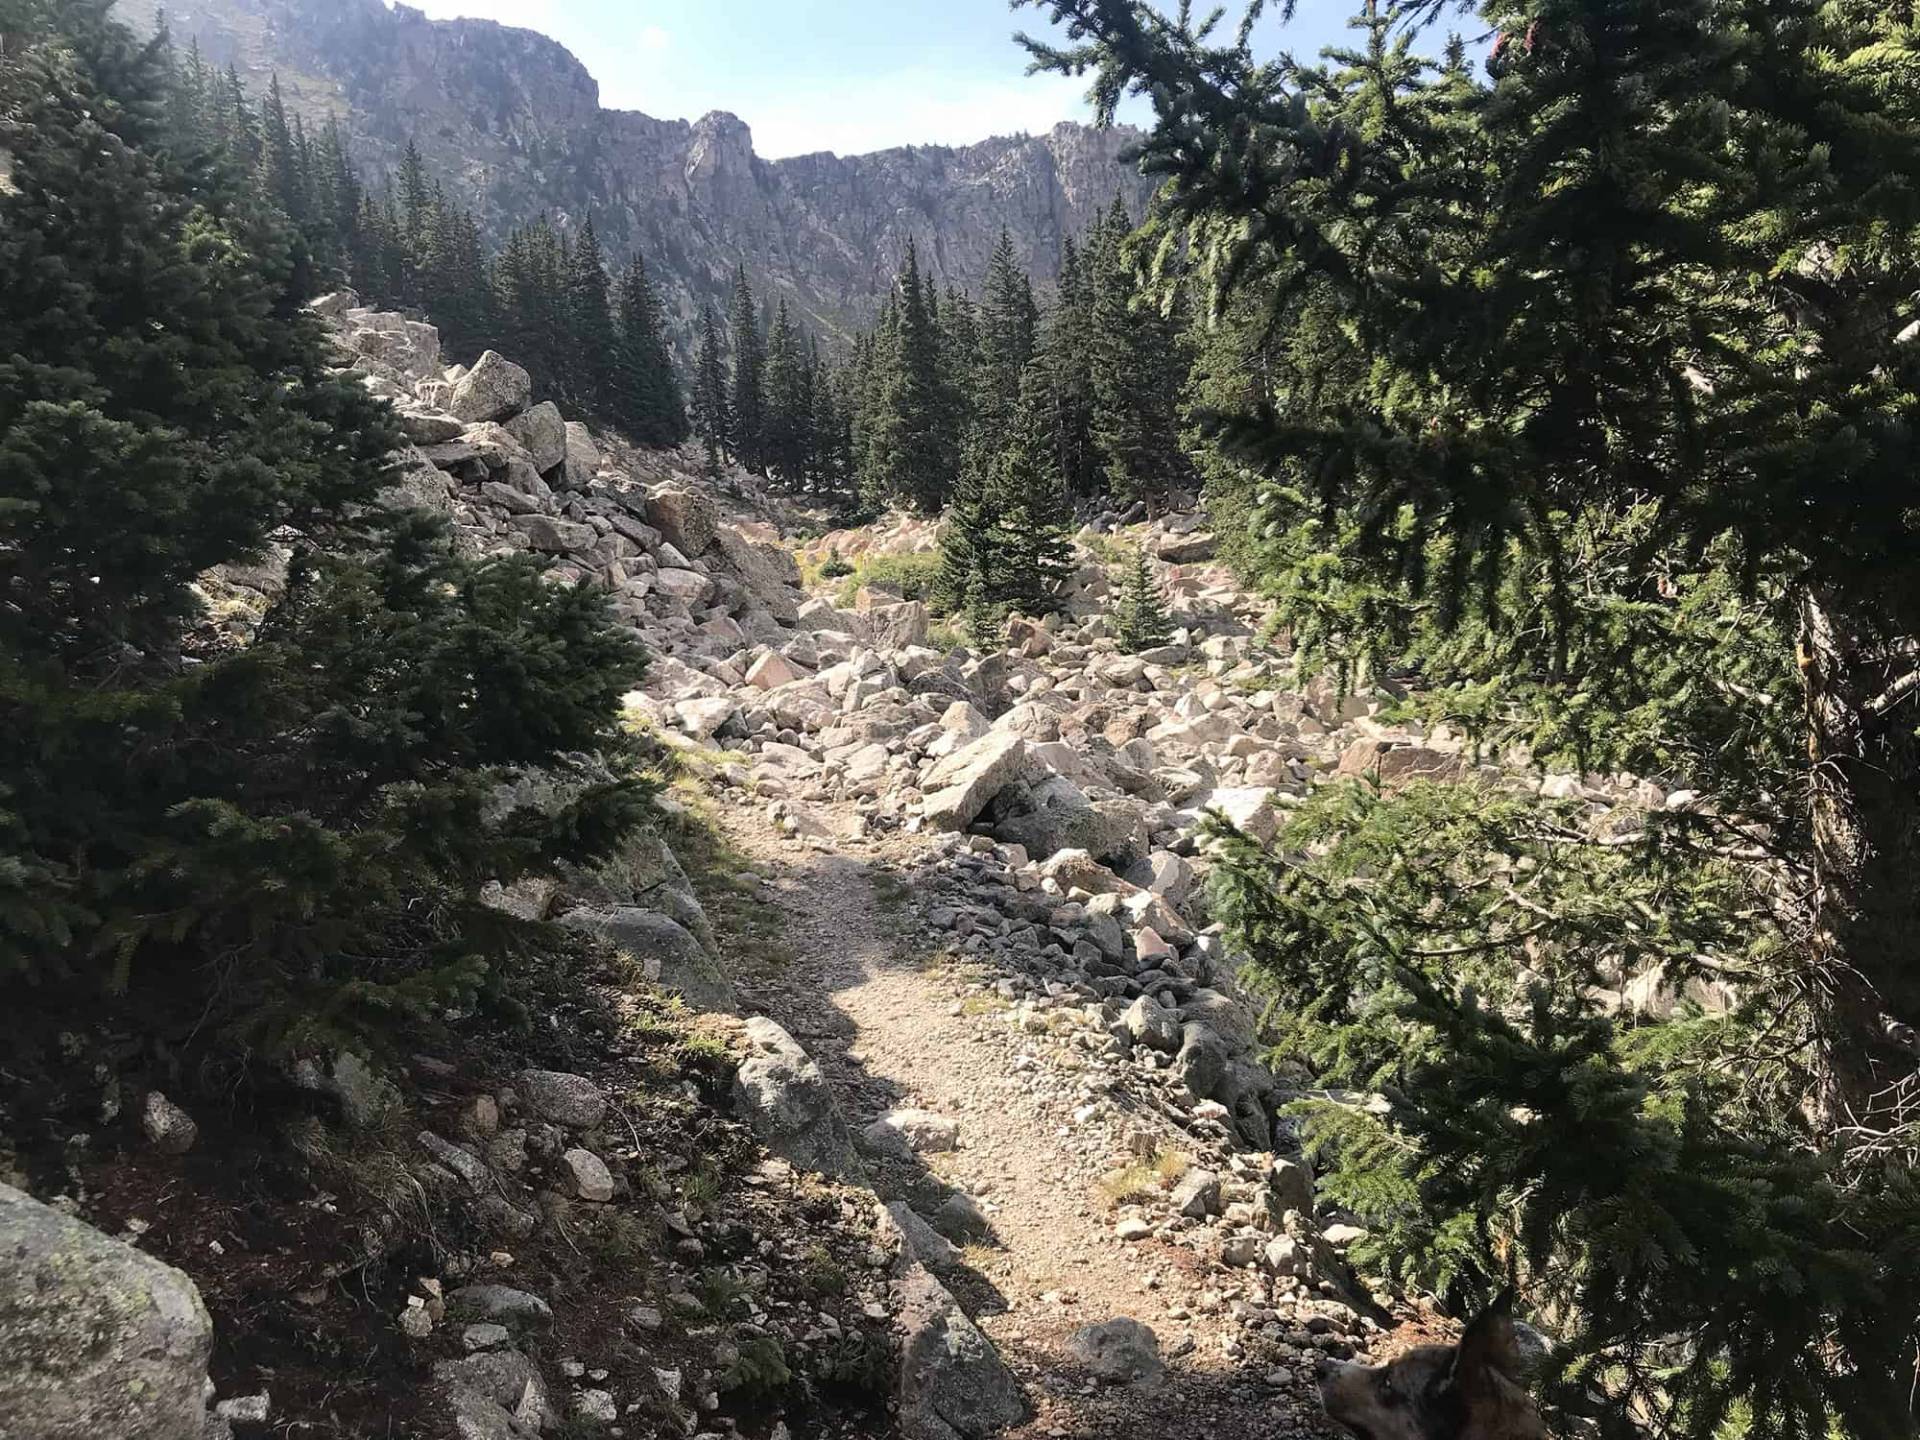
725 267 766 473
1021 1 1920 1433
985 362 1076 613
396 136 431 262
691 300 730 470
976 227 1038 422
864 241 954 512
761 299 811 487
563 216 617 416
937 449 997 614
939 360 1075 618
209 61 254 165
612 249 686 447
810 350 855 508
256 73 298 220
0 3 646 1051
419 192 492 362
1109 543 1171 652
1035 234 1100 499
1085 197 1188 502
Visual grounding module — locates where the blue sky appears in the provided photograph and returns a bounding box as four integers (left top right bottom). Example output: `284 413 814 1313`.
396 0 1366 159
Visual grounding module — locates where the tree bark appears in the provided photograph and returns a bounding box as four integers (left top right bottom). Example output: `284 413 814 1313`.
1798 588 1920 1137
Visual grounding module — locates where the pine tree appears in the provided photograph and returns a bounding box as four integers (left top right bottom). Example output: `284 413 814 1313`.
939 234 1071 615
986 362 1076 613
938 450 997 615
691 300 730 470
0 3 646 1051
725 267 766 473
612 249 686 447
1109 544 1171 652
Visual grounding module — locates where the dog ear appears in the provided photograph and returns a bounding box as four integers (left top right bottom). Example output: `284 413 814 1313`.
1451 1287 1525 1393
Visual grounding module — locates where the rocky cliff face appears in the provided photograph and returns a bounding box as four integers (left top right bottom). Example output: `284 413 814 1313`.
121 0 1154 344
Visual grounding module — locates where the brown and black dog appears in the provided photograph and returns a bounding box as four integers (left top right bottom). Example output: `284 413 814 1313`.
1316 1292 1546 1440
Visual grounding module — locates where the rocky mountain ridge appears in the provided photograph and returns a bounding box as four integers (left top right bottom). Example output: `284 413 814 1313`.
117 0 1156 345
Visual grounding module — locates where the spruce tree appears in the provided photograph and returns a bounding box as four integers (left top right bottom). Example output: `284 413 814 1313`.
1035 234 1100 500
977 227 1038 422
865 241 953 512
564 216 617 417
1021 1 1920 1433
725 267 766 473
396 136 431 263
937 451 998 615
612 249 686 447
0 3 646 1052
1085 197 1187 503
691 300 730 470
256 73 299 219
1109 544 1171 652
761 298 811 486
986 362 1077 613
810 352 855 509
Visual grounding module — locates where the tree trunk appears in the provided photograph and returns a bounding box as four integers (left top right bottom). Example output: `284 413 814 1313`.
1798 588 1920 1137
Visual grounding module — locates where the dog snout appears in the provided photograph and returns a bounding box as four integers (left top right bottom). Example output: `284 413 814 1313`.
1314 1355 1343 1381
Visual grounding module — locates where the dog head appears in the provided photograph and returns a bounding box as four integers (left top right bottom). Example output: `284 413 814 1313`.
1316 1292 1545 1440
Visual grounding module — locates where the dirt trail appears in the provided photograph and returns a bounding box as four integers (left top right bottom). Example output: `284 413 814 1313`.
714 797 1337 1440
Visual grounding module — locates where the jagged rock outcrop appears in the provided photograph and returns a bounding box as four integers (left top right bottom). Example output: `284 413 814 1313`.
116 0 1154 347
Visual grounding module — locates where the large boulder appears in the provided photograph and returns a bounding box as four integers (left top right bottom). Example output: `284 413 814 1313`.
1067 1317 1165 1387
1203 786 1282 844
514 1070 607 1130
347 318 441 382
711 526 802 622
893 1261 1028 1440
1173 1021 1231 1101
732 1018 858 1177
434 1347 554 1438
503 401 567 473
379 446 455 517
561 907 737 1012
864 599 929 651
647 486 719 558
508 514 594 554
450 350 533 423
0 1181 214 1440
559 421 599 490
1338 738 1467 787
654 567 716 606
921 732 1031 831
991 775 1143 865
562 825 718 960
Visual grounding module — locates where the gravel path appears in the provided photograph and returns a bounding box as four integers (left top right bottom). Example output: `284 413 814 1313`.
718 797 1341 1439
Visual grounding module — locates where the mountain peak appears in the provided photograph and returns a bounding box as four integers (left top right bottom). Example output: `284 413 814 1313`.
127 0 1153 344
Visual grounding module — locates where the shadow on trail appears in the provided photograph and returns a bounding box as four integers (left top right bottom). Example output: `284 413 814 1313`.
722 833 1019 1320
